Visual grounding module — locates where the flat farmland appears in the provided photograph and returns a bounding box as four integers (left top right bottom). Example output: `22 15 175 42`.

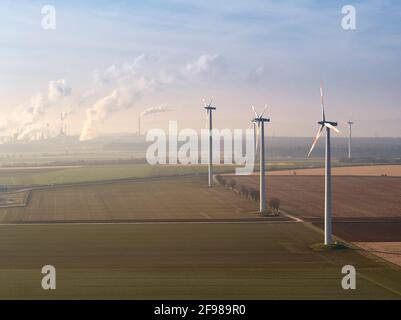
355 242 401 267
0 160 370 186
0 164 235 186
268 164 401 176
231 175 401 220
0 223 400 299
229 175 401 243
0 171 399 299
0 176 267 223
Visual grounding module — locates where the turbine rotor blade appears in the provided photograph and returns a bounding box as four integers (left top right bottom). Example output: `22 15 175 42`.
260 104 268 118
320 81 325 121
324 122 341 133
251 105 258 118
307 125 324 157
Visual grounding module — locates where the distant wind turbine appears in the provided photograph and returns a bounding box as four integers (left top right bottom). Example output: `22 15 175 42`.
307 82 341 245
252 105 270 215
204 98 216 187
346 120 354 160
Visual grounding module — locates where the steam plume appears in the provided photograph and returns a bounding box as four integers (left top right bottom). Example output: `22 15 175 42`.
140 105 167 118
79 56 170 141
0 79 71 141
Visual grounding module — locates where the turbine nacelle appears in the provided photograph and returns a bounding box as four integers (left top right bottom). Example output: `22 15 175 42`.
318 120 338 127
204 106 216 111
253 117 270 123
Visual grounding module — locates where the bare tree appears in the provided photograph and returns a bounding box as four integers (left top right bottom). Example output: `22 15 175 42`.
248 188 259 201
269 197 280 215
227 178 237 189
240 185 248 196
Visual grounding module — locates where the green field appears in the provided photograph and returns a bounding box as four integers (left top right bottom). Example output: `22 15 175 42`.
0 222 399 299
0 164 236 186
0 177 261 223
0 159 372 186
0 150 142 166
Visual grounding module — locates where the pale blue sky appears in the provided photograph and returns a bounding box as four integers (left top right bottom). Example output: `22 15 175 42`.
0 0 400 137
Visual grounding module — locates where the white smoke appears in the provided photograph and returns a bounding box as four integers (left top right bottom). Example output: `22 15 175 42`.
183 54 222 76
79 56 170 141
0 79 71 141
80 53 223 140
80 89 120 141
140 105 167 118
92 55 146 85
0 54 223 143
62 106 74 119
48 79 72 103
17 123 43 141
79 78 155 141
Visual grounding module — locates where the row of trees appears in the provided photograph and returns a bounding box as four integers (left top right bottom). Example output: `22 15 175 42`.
214 175 280 215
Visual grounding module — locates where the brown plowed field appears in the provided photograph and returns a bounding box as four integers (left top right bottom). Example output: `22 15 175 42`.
231 175 401 219
313 221 401 242
268 164 401 176
229 175 401 242
354 242 401 267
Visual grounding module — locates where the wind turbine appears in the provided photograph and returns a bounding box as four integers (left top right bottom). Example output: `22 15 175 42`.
307 82 340 245
346 120 354 160
204 98 216 187
252 105 270 215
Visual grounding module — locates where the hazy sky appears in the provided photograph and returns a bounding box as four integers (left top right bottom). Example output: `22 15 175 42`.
0 0 400 138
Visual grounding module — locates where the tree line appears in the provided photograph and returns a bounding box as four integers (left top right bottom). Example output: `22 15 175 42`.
214 175 280 215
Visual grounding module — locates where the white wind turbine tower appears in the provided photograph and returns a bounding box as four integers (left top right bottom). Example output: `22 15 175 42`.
252 105 270 215
204 98 216 187
252 120 257 161
307 82 341 245
249 119 258 162
346 120 354 160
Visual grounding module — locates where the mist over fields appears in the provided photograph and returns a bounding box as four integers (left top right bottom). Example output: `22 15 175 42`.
0 136 399 167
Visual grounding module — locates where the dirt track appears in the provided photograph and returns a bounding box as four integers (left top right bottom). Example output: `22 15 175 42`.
354 242 401 267
268 164 401 176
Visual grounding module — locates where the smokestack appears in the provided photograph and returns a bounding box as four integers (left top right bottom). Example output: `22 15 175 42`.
60 112 64 136
138 116 141 136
